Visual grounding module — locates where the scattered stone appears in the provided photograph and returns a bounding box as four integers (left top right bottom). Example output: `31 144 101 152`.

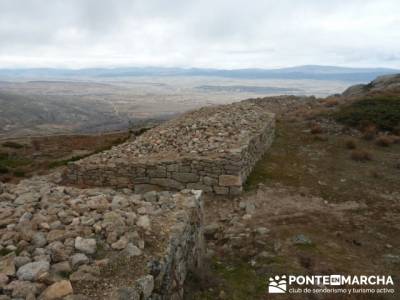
75 237 97 255
70 253 89 269
204 223 220 239
111 237 128 250
135 275 154 298
0 254 15 278
143 191 158 202
16 261 50 281
51 261 72 274
40 280 73 300
14 256 31 268
124 243 142 257
0 273 9 288
383 254 400 265
136 215 151 230
292 234 313 245
255 227 269 235
5 280 39 298
32 232 47 247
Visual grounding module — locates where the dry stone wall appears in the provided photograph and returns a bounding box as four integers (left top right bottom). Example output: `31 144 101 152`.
0 174 204 299
63 100 275 195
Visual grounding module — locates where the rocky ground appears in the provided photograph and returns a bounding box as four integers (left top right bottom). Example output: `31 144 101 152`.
1 74 400 299
0 172 199 299
79 101 275 163
185 76 400 299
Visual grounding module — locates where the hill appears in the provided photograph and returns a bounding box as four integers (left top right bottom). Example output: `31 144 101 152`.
0 65 398 82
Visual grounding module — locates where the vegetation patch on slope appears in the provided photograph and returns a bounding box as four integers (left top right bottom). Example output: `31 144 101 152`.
334 96 400 132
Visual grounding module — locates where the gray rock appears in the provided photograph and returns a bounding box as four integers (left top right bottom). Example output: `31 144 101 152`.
14 256 31 268
255 227 270 235
4 280 38 298
0 254 15 276
124 243 142 257
204 223 220 239
111 195 130 209
111 237 128 250
113 287 140 300
292 234 312 245
0 273 9 288
16 261 50 281
74 237 97 254
51 261 72 274
135 275 154 298
245 203 256 215
143 191 158 202
383 254 400 265
70 253 89 269
19 212 33 223
136 215 151 230
32 232 47 247
15 192 40 205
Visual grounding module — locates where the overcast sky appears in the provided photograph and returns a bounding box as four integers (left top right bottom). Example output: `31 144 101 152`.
0 0 399 69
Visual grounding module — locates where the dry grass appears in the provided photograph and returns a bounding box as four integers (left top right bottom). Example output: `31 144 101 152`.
350 149 372 162
362 124 377 140
375 135 393 147
310 122 323 134
344 139 357 149
369 170 381 178
322 98 339 107
391 135 400 144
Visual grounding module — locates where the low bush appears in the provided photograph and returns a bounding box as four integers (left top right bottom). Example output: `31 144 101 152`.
345 139 357 149
375 136 392 147
0 165 9 174
2 141 24 149
362 124 377 140
323 98 339 107
13 170 25 177
350 149 372 162
334 96 400 132
310 123 323 134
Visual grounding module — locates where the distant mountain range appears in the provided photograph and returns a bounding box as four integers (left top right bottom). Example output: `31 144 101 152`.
0 65 399 82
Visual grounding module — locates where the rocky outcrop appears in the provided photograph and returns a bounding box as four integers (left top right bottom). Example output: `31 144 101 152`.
0 175 204 299
342 73 400 97
62 100 276 195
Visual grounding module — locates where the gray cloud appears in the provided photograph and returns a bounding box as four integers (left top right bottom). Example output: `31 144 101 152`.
0 0 399 68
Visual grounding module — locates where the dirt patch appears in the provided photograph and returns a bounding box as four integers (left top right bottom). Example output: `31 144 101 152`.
185 103 400 299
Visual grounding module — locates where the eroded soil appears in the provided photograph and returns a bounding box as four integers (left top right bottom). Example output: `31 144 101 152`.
186 113 400 299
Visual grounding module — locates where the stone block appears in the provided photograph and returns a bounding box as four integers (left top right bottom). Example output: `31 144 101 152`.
219 175 242 187
213 186 229 195
150 178 184 190
171 172 199 183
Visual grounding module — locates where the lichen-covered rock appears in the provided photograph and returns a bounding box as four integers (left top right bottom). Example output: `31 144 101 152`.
0 254 15 276
74 237 96 255
16 261 50 281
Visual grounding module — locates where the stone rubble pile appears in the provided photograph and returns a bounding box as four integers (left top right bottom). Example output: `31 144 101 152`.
95 101 273 159
63 100 276 195
0 175 204 299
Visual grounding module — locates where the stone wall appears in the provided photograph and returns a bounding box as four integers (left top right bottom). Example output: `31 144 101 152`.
115 190 204 300
63 100 276 195
0 175 204 299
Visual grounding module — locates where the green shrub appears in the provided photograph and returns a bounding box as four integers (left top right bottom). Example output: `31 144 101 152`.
2 141 24 149
48 154 88 169
335 97 400 132
0 165 9 174
13 170 25 177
